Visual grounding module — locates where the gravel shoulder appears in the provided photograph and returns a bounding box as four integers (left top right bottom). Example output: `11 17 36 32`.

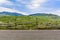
0 30 60 40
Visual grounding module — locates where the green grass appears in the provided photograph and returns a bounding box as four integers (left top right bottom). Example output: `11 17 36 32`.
0 16 60 30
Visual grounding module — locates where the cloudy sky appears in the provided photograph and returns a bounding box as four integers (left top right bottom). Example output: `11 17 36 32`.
0 0 60 15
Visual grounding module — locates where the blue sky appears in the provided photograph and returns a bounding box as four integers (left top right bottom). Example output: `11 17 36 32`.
0 0 60 15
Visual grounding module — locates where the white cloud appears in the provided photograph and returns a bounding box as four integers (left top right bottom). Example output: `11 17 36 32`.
0 0 29 15
26 0 47 9
0 7 28 15
0 0 6 3
44 9 60 16
0 0 13 5
51 10 60 16
16 0 28 4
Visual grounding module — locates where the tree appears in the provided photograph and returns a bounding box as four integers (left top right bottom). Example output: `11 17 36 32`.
7 21 12 29
36 17 40 29
14 16 18 29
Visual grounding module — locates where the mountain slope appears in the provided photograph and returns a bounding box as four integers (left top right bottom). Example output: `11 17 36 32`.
0 12 23 16
0 12 59 16
29 13 58 16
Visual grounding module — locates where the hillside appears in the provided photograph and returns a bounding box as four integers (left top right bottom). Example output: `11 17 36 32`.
0 12 59 30
0 12 59 16
0 15 59 30
0 12 23 16
29 13 58 16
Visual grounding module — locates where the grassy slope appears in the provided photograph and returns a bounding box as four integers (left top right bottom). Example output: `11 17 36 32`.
0 16 60 30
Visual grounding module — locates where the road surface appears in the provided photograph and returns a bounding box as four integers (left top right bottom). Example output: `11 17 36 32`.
0 30 60 40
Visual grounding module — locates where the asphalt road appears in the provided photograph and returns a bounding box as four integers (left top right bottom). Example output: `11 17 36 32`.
0 30 60 40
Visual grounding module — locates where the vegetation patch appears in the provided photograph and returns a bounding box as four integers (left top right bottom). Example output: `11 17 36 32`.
0 16 60 30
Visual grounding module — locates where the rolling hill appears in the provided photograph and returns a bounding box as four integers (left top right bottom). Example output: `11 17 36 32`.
0 12 59 30
29 13 58 16
0 11 23 16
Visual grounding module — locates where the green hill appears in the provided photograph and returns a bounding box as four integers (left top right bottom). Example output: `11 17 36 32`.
0 13 59 30
29 13 58 16
0 12 23 16
0 16 59 30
